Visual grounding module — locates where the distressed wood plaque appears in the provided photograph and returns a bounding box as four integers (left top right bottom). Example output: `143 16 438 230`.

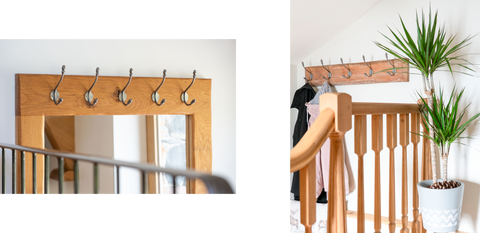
304 58 409 86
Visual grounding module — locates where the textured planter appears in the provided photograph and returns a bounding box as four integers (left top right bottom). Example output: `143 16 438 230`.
417 179 464 233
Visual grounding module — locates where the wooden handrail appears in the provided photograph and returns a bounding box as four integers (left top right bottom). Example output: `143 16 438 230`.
352 102 419 115
291 102 420 172
290 108 335 172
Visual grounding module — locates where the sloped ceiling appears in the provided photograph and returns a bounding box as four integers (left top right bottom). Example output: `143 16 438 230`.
291 0 383 64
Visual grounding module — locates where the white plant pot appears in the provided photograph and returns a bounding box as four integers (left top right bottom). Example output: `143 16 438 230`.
417 179 464 233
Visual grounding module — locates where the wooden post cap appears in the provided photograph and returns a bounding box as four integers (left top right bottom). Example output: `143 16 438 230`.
319 93 352 133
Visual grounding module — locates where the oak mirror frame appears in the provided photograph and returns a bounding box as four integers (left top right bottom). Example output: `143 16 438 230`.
15 73 212 194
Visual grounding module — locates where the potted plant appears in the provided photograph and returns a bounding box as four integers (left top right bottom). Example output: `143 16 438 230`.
374 7 478 232
375 7 475 186
416 86 480 232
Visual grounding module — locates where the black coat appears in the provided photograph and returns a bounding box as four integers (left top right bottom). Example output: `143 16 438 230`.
290 83 316 198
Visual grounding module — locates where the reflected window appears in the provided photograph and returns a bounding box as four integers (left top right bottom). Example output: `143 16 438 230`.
157 115 186 194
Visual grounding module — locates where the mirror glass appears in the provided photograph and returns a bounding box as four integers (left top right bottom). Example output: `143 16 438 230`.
44 115 187 194
157 115 186 194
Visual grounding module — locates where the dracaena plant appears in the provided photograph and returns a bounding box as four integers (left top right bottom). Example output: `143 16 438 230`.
374 7 475 184
418 86 480 182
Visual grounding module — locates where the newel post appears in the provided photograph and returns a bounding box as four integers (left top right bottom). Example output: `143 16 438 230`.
320 93 352 233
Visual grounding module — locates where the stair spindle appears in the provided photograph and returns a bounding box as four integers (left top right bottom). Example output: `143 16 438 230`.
400 114 410 233
386 114 398 233
355 115 367 233
372 114 383 233
411 113 421 233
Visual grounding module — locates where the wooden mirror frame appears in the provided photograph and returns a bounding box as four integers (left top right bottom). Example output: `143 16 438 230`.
15 73 212 194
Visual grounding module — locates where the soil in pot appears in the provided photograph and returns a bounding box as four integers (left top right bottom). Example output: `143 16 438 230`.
430 180 461 189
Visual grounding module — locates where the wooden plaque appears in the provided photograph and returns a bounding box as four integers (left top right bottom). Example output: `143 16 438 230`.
304 58 409 86
15 73 212 194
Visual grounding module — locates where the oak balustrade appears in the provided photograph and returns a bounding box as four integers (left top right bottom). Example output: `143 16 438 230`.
290 94 434 233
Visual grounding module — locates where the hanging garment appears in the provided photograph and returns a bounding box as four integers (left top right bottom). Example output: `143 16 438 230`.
305 82 355 200
309 81 332 105
290 83 316 200
291 83 316 146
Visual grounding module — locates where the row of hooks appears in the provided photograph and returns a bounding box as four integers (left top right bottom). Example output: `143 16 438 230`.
302 53 397 82
50 65 197 107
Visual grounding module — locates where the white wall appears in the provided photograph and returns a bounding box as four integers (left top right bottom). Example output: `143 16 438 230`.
113 115 147 194
0 39 236 193
292 0 480 232
74 115 115 194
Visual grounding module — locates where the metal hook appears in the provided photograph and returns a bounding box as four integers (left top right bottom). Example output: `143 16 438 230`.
340 58 352 79
181 70 197 106
302 61 313 82
85 67 99 106
118 68 133 106
363 55 373 77
385 53 396 76
152 69 167 106
50 65 65 105
320 59 332 80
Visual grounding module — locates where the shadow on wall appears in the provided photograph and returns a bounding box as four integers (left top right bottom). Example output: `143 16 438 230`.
459 180 480 232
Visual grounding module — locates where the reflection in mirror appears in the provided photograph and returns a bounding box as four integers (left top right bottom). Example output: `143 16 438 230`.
44 114 187 194
157 115 186 194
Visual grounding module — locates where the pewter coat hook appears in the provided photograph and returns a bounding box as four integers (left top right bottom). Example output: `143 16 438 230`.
340 58 352 79
181 70 197 106
152 69 167 106
50 65 65 105
320 59 332 80
85 67 99 106
118 68 133 106
302 61 313 82
385 53 396 76
363 55 373 77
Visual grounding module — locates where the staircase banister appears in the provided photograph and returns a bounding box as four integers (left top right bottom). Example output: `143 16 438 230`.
290 108 335 172
352 102 420 115
0 142 234 194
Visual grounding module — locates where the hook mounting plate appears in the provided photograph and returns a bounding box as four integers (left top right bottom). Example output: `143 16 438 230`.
152 93 161 102
50 90 59 101
180 93 188 102
119 92 128 103
85 91 93 103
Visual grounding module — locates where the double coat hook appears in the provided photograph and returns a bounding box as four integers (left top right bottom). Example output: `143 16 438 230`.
340 58 352 79
363 55 373 77
320 59 332 81
385 53 396 76
118 68 133 106
302 61 313 82
181 70 196 106
85 67 99 106
50 65 65 105
152 69 167 106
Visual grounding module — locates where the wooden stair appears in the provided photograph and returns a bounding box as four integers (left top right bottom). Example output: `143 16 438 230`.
45 116 76 181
